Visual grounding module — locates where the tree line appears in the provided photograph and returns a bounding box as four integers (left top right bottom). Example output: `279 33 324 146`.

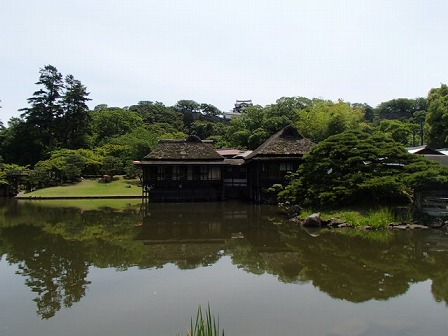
1 64 448 201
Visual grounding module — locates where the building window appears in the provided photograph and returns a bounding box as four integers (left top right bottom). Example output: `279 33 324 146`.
200 166 208 180
179 166 188 180
208 167 221 180
157 166 164 180
280 162 294 172
165 166 173 180
173 166 180 180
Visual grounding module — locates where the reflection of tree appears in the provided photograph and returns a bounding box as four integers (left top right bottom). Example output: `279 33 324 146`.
431 273 448 305
226 239 265 275
2 225 90 319
425 231 448 305
228 223 448 304
2 199 448 313
278 228 448 303
147 244 223 269
277 230 413 301
0 201 145 318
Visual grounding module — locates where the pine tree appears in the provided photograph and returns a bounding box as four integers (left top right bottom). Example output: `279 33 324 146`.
20 65 64 153
61 74 92 149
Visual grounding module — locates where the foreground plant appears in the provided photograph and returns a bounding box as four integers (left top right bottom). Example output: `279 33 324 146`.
182 304 224 336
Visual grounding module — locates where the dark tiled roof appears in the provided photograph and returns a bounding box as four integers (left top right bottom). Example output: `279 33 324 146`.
143 135 224 161
245 125 315 160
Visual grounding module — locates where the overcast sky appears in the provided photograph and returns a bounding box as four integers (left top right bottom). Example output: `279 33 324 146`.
1 0 447 124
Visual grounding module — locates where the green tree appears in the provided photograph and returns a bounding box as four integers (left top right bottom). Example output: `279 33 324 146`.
107 126 158 160
375 98 427 121
61 75 92 149
174 99 200 130
91 108 145 145
296 101 366 143
376 119 412 145
279 131 447 207
101 156 124 177
426 84 448 148
0 118 43 165
248 128 270 148
174 99 200 114
129 101 183 131
199 103 221 116
410 110 427 146
20 65 64 153
351 103 375 122
27 150 87 188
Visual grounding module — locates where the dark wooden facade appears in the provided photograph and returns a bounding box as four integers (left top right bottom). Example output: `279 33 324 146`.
244 126 315 201
135 127 314 202
135 136 227 201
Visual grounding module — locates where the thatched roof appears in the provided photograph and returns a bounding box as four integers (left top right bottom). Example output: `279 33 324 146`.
245 126 315 160
143 135 224 161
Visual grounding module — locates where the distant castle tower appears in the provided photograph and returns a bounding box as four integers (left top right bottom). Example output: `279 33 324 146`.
232 100 253 113
222 100 253 120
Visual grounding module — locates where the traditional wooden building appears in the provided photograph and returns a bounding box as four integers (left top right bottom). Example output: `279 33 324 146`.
244 126 315 202
135 126 314 202
135 135 226 201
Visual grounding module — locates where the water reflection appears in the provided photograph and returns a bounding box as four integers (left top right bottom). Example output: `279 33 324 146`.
1 199 448 320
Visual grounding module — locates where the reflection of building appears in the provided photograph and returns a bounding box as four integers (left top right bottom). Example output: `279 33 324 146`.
136 202 283 246
134 126 314 202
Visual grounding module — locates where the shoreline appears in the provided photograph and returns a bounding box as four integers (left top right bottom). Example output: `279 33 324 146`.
15 195 143 200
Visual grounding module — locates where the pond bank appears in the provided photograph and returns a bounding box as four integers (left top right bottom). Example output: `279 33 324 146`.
14 177 142 199
15 195 143 200
289 211 447 230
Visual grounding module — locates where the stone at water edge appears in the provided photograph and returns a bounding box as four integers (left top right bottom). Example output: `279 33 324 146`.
302 213 322 227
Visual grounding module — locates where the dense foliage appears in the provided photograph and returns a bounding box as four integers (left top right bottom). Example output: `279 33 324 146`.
279 131 448 207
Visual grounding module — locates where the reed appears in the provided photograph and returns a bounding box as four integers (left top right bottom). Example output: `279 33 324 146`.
182 305 224 336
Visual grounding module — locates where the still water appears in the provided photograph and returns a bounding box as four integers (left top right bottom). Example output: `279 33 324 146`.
1 199 447 336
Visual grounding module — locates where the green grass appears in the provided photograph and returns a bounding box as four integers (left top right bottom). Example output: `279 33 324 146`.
20 176 142 198
300 206 410 229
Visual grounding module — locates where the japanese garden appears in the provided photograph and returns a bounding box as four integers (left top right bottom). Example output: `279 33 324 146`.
2 65 448 335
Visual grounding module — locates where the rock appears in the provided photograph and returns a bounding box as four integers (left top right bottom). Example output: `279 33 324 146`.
427 219 447 229
391 225 409 230
303 213 322 227
279 202 302 218
408 224 428 230
325 218 347 228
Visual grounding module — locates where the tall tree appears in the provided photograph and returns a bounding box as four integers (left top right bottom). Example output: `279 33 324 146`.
0 118 43 165
20 65 64 152
61 74 92 149
129 101 183 130
174 100 200 130
91 108 145 146
199 103 221 116
375 98 427 121
296 101 366 143
426 84 448 148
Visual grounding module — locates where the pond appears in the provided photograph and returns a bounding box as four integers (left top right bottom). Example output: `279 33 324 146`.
1 199 447 336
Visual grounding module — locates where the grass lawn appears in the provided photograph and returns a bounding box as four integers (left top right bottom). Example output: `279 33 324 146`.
19 176 142 198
